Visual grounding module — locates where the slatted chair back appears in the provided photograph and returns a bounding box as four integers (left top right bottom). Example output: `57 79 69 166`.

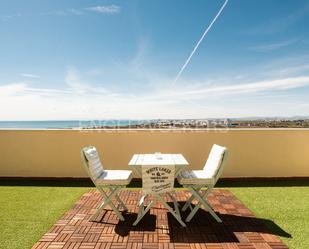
203 144 228 184
142 165 175 194
81 146 105 184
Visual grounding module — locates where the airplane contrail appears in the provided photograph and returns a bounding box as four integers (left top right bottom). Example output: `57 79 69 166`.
173 0 229 84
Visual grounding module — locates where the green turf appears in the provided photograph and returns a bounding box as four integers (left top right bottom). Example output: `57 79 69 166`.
0 179 308 249
228 184 309 249
0 185 89 249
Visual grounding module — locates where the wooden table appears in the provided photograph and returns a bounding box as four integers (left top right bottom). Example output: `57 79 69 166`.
128 153 189 227
128 153 189 177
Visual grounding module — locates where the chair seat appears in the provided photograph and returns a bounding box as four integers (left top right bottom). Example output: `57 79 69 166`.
96 170 133 186
177 170 215 186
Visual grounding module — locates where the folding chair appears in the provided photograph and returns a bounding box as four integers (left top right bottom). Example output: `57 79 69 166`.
177 144 228 222
81 146 133 221
133 165 186 227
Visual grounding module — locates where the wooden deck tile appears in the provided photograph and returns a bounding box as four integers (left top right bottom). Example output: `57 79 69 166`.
32 190 289 249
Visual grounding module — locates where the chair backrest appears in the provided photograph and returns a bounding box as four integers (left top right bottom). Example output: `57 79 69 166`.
203 144 228 184
142 165 175 194
81 146 105 183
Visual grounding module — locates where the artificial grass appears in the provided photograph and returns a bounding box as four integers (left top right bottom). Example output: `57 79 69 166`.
0 179 308 249
228 183 309 249
0 185 89 249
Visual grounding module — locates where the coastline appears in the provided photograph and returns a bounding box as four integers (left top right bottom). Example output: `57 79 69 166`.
1 118 309 129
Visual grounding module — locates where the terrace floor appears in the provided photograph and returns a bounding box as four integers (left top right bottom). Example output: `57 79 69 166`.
32 189 289 249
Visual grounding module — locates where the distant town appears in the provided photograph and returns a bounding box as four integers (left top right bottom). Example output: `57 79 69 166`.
83 118 309 129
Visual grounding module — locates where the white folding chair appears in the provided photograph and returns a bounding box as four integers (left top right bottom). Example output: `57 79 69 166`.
133 165 186 227
81 146 133 221
177 144 228 222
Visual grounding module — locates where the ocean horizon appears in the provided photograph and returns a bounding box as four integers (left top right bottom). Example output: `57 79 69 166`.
0 120 149 129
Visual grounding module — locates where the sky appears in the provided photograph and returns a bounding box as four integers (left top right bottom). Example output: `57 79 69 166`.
1 0 309 120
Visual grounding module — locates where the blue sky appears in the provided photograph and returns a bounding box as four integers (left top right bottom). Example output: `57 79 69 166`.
1 0 309 120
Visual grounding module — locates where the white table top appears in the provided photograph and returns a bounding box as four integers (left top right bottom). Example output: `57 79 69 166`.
129 153 189 166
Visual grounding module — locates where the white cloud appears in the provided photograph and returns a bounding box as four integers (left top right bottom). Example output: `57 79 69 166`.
6 5 120 19
159 76 309 100
248 39 298 52
0 13 21 22
1 66 309 120
68 8 82 15
65 67 108 94
20 73 40 79
40 5 120 17
41 8 83 16
0 83 27 96
276 64 309 76
86 5 120 14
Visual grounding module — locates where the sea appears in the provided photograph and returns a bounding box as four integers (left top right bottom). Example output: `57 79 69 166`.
0 120 148 129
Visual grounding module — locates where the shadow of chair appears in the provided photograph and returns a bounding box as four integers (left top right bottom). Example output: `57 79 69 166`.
112 201 291 243
114 212 157 236
166 201 291 243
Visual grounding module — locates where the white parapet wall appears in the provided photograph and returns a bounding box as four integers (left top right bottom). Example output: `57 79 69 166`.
0 129 309 178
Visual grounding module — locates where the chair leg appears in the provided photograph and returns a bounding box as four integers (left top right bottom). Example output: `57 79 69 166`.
91 187 115 221
156 194 186 227
182 194 195 211
185 187 222 223
92 186 125 221
108 187 126 221
115 194 128 211
182 187 201 211
111 186 129 211
167 193 181 217
133 197 156 226
90 200 107 221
